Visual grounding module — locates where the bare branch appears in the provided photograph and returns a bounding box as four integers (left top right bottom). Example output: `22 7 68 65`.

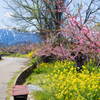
84 0 100 24
68 0 73 6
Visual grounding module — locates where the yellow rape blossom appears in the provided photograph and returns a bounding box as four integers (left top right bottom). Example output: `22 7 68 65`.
40 60 100 100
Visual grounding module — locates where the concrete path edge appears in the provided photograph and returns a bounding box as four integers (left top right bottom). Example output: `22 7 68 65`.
10 62 37 100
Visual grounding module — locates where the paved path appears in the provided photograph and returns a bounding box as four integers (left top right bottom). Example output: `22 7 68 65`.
0 57 29 100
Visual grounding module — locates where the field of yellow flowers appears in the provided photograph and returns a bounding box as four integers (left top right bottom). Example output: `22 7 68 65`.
26 60 100 100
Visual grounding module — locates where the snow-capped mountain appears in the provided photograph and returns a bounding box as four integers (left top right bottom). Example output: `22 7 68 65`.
0 28 39 46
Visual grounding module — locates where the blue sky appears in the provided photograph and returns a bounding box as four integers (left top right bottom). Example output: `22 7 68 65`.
0 0 7 28
0 0 13 28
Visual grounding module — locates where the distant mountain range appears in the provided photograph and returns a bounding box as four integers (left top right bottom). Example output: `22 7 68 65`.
0 28 39 46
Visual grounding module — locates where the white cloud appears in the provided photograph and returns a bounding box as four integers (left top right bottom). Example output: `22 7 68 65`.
0 26 20 31
0 26 10 29
4 12 14 17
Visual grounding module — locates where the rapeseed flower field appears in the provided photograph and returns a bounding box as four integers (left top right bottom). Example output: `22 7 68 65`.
26 60 100 100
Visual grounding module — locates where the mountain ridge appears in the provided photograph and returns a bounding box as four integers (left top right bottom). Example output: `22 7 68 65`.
0 28 39 46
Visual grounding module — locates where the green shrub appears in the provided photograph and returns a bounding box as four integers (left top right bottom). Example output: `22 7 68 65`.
34 67 42 74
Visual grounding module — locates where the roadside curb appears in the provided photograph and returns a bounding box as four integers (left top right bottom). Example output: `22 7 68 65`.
10 62 37 100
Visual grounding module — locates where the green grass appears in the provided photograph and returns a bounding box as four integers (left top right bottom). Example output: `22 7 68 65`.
0 52 28 58
0 52 9 55
24 73 45 86
27 58 35 66
8 53 28 58
30 90 52 100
